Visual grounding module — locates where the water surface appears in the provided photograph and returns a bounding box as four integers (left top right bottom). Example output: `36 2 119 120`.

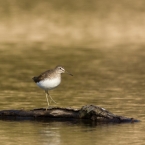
0 43 145 145
1 0 145 144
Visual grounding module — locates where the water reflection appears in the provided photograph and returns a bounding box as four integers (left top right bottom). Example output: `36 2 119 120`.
0 119 143 145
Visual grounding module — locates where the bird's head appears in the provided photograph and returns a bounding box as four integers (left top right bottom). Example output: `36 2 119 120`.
55 66 73 76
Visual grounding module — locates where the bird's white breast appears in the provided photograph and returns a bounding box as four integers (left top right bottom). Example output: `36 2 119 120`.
36 77 61 90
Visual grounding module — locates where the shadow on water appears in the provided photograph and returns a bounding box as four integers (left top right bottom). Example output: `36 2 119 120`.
0 117 140 127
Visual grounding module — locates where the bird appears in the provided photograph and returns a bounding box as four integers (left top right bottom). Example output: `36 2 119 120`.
32 65 73 108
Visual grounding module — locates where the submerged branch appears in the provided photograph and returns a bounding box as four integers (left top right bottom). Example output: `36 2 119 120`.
0 105 139 123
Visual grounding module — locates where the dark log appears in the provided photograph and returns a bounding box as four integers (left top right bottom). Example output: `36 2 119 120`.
0 105 139 123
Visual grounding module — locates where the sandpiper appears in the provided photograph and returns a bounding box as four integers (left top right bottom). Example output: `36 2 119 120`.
32 65 73 108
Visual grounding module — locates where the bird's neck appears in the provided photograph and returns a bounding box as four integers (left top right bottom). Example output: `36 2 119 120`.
50 73 61 79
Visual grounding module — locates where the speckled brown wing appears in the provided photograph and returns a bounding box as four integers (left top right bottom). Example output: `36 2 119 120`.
32 69 52 83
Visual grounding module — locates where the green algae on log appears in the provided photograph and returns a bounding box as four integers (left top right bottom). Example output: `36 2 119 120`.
0 105 139 123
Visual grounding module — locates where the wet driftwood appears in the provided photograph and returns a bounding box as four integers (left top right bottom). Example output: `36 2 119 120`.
0 105 139 123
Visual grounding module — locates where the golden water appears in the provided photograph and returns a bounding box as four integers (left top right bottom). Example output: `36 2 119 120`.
0 0 145 144
0 44 145 145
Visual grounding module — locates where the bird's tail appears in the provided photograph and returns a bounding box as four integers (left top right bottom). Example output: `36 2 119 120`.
32 77 38 83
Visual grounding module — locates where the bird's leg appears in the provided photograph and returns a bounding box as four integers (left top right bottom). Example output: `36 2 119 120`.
45 90 49 110
49 94 57 104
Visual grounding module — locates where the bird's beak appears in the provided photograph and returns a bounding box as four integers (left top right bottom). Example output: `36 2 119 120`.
65 71 73 76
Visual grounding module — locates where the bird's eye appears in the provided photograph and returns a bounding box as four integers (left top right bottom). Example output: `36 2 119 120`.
59 67 61 69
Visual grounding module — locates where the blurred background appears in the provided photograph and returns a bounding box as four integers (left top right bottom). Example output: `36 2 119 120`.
0 1 145 145
0 0 145 46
